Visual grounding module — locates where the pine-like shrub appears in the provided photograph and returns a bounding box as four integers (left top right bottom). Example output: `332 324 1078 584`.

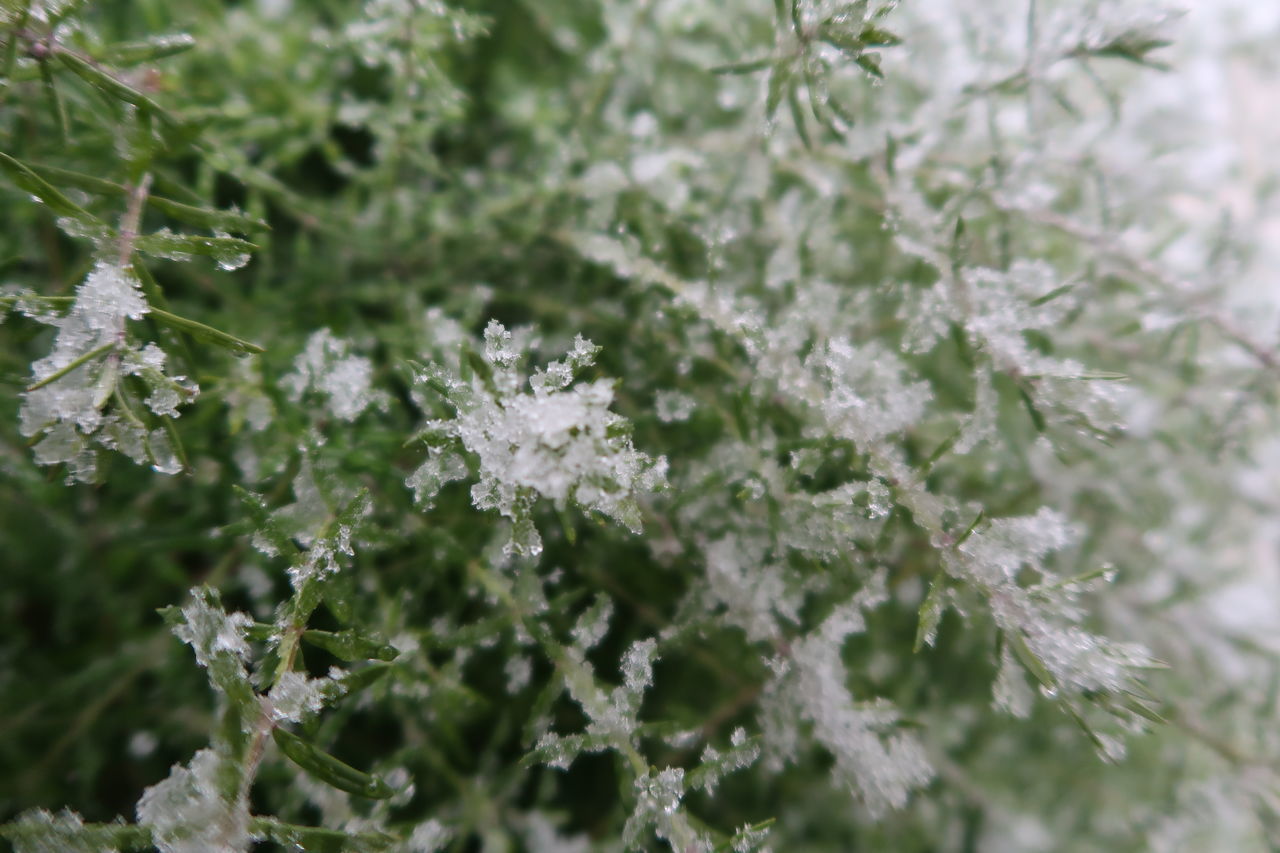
3 1 1280 850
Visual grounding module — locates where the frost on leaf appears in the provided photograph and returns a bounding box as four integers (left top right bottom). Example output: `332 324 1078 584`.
703 535 801 644
654 389 697 423
405 819 453 852
570 594 614 650
992 643 1033 718
283 329 387 422
947 507 1156 699
19 261 194 481
407 446 468 508
268 670 342 723
8 808 122 853
624 767 710 852
516 813 592 853
690 728 760 796
137 749 249 853
173 588 253 671
410 320 666 557
762 574 932 817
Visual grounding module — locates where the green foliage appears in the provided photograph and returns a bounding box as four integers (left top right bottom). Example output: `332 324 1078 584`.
3 0 1280 851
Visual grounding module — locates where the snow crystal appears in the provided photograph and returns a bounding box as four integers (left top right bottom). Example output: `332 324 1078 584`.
173 591 253 670
504 655 533 693
283 329 387 421
762 576 932 816
149 428 184 475
17 261 201 480
518 812 592 853
638 766 685 816
412 321 666 557
268 670 338 722
407 447 468 508
958 507 1078 586
570 596 614 650
620 638 658 695
406 819 452 853
8 808 109 853
654 389 697 422
992 644 1033 718
129 730 160 758
137 748 249 853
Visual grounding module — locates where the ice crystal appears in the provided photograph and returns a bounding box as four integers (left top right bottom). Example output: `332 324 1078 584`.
620 637 658 696
654 389 697 423
518 813 592 853
173 591 253 671
693 728 760 795
268 670 339 722
504 655 532 693
15 261 199 480
763 575 932 816
283 329 387 422
411 321 666 557
624 767 709 852
137 749 248 853
8 809 116 853
407 446 468 508
571 595 614 650
992 644 1033 719
406 819 452 852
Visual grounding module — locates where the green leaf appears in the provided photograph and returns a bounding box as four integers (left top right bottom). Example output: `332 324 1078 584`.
1080 37 1173 70
858 25 902 47
1016 384 1047 432
854 52 884 79
921 426 962 472
147 195 270 234
27 163 124 197
147 306 265 354
159 413 190 474
819 26 866 55
56 51 173 119
338 662 395 694
1118 694 1167 726
133 230 257 265
786 83 813 149
914 571 947 652
234 486 300 558
1063 703 1112 759
1007 630 1057 691
272 727 394 799
302 629 399 663
0 814 154 851
97 33 196 66
765 61 793 121
953 509 985 546
23 165 267 233
1028 281 1076 307
322 570 357 625
248 817 398 853
38 57 69 142
709 57 773 75
24 342 114 392
0 151 101 223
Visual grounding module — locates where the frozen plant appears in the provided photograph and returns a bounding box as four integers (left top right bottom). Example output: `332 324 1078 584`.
5 0 1280 851
409 321 667 557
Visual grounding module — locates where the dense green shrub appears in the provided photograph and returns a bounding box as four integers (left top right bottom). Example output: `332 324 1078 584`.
3 0 1280 850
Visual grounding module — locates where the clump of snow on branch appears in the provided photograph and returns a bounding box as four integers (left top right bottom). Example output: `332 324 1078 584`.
284 329 387 422
19 261 194 481
409 320 666 556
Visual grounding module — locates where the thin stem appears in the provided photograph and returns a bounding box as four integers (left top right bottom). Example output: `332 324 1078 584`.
118 172 153 266
24 341 114 391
